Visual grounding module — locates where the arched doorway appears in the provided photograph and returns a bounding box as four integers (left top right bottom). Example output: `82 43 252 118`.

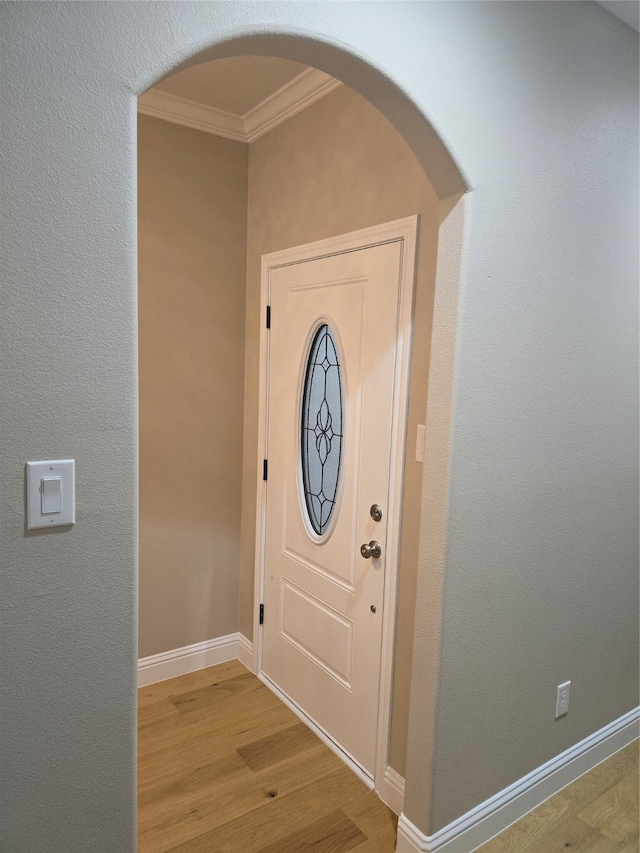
137 38 466 847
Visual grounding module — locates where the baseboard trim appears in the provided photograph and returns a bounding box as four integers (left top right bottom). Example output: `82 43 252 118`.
396 707 639 852
379 765 405 816
258 670 375 791
138 633 243 687
237 633 254 671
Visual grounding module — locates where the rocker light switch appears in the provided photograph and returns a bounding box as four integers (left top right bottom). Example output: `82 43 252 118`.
26 460 75 529
41 477 62 514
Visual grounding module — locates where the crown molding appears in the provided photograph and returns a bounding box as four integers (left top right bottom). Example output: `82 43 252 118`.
137 90 246 141
137 68 342 143
243 67 342 142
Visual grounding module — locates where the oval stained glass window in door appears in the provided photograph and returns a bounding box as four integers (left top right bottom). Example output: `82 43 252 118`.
301 323 343 537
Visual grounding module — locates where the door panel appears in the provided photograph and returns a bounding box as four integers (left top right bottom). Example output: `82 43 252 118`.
280 580 354 686
262 241 404 775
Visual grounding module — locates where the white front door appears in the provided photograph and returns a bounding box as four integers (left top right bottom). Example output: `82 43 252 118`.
258 219 417 781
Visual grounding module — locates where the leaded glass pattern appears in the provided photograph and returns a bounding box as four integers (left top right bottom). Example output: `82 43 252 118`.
301 323 343 537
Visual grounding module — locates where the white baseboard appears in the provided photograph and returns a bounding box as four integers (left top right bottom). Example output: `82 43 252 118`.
379 765 405 816
237 633 254 671
138 633 247 687
396 707 639 852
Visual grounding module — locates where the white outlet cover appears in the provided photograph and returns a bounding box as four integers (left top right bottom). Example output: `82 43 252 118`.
26 459 75 529
555 680 571 718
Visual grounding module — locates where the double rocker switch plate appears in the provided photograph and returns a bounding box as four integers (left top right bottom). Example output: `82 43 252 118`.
26 459 75 529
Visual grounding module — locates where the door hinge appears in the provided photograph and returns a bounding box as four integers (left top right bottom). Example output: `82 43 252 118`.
263 459 268 481
266 305 271 329
259 603 264 625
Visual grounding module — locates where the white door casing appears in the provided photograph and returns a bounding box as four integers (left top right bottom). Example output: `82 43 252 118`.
253 216 418 799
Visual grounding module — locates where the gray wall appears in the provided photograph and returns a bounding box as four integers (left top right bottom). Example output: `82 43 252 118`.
0 3 637 851
404 3 639 832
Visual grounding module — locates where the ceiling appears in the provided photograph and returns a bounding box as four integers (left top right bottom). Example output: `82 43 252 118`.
154 56 311 116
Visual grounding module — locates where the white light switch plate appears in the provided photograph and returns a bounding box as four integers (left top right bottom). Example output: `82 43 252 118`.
26 459 75 529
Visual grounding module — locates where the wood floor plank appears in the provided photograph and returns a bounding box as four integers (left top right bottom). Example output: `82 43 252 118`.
527 816 618 853
138 750 249 810
477 742 639 853
140 673 282 758
578 771 640 844
138 709 299 793
171 670 258 716
138 680 294 762
476 795 577 853
257 808 366 853
138 697 181 730
165 766 370 853
347 837 398 853
236 721 320 772
139 692 294 758
340 790 398 852
617 840 640 853
138 660 248 708
139 695 299 776
557 742 639 810
139 745 344 852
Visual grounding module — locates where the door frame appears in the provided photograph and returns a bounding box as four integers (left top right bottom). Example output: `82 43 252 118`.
251 215 419 810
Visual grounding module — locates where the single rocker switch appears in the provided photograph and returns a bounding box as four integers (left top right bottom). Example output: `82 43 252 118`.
41 477 62 514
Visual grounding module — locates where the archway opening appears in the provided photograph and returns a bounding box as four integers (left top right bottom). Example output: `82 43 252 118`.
136 39 466 852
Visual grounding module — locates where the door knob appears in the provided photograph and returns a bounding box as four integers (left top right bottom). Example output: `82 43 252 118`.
360 540 382 559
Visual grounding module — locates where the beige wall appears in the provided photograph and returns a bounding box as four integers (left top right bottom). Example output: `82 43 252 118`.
138 87 440 774
239 84 441 775
138 116 247 658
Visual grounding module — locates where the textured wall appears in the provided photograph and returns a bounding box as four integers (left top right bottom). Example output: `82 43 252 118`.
403 2 639 833
241 83 440 776
138 116 247 658
0 2 637 850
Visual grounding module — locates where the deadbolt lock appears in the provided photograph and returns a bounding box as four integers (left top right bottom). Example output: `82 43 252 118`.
369 504 383 522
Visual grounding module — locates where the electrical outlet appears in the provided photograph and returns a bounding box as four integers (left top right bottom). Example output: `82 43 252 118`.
555 681 571 718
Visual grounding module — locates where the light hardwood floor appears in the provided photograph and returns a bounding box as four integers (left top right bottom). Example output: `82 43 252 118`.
138 659 397 852
138 660 638 852
476 735 639 853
